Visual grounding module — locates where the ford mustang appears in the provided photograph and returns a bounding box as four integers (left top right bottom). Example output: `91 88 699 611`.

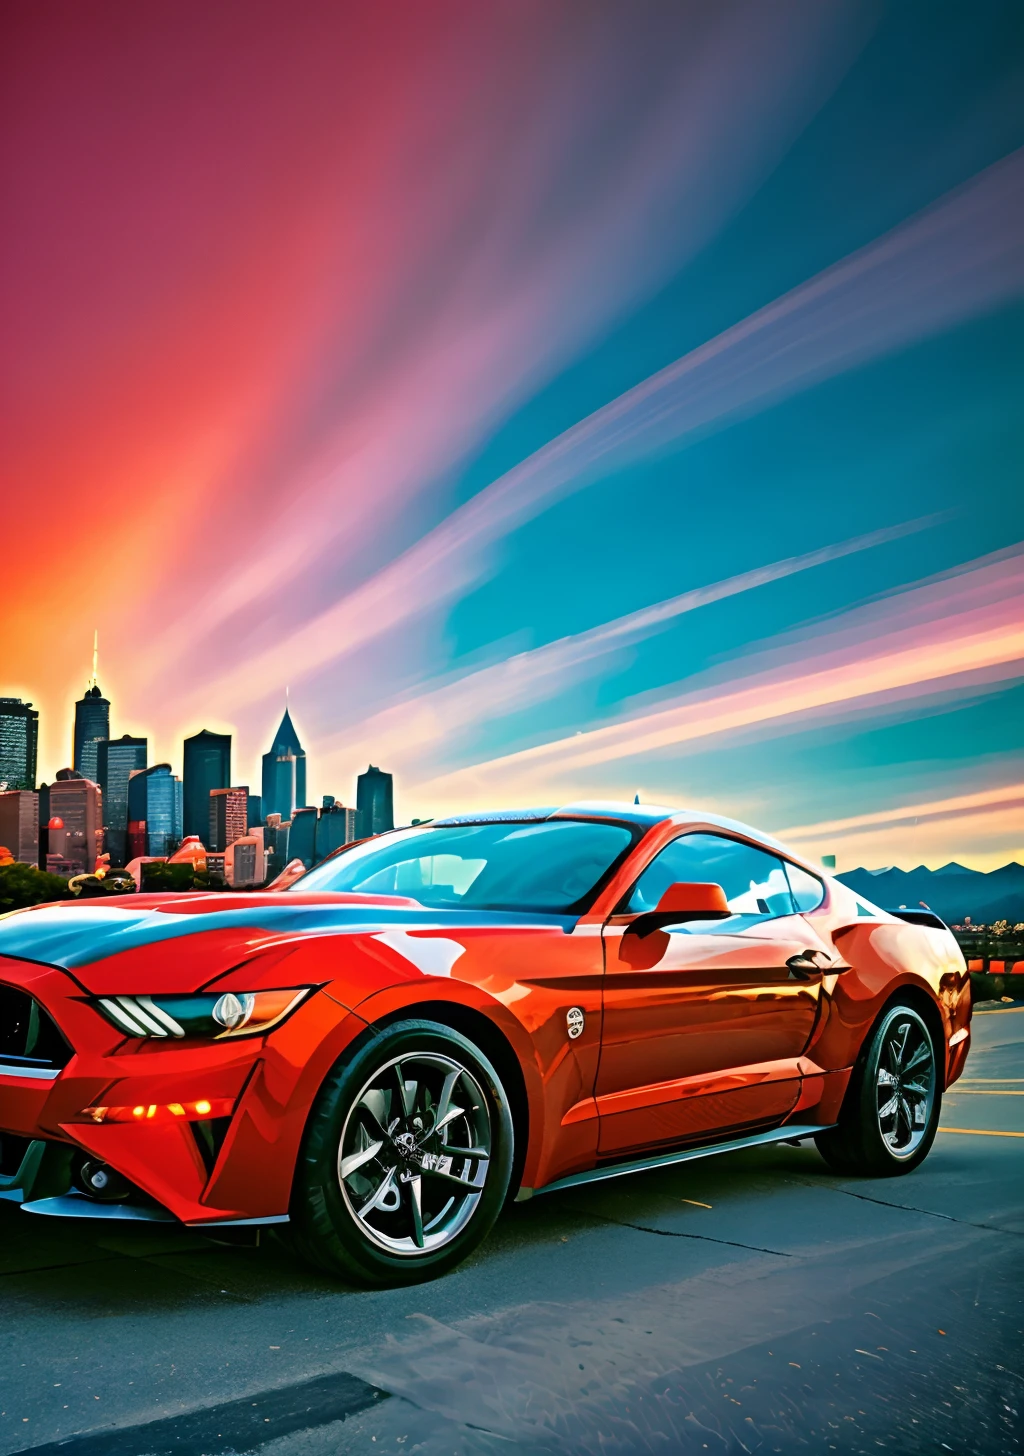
0 802 971 1285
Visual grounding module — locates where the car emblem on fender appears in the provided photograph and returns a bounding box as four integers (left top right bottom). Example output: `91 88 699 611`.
566 1007 585 1039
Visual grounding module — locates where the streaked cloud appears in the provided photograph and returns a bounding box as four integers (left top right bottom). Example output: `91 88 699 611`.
178 145 1024 722
5 1 874 777
409 544 1024 803
316 514 947 777
777 783 1024 873
131 1 866 702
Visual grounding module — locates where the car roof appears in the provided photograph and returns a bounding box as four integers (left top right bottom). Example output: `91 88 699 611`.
430 800 791 852
430 802 670 828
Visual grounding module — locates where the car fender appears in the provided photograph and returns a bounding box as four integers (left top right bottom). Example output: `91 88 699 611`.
810 921 969 1084
205 934 547 1209
350 977 548 1186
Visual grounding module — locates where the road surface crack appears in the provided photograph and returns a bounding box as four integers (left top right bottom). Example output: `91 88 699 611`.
795 1180 1024 1236
583 1211 794 1256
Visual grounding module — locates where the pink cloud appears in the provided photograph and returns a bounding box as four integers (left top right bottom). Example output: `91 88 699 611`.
778 785 1024 873
409 545 1024 804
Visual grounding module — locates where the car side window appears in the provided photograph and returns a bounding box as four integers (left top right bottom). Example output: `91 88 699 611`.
783 861 825 912
625 832 796 931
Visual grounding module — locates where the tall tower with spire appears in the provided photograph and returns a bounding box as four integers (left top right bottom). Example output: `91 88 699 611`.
73 631 109 784
261 704 307 821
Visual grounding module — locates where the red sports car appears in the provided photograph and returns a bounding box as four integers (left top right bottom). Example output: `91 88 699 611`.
0 802 971 1286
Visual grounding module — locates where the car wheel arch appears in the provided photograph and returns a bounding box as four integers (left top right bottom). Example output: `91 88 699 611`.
295 997 533 1204
376 1000 530 1199
855 983 948 1089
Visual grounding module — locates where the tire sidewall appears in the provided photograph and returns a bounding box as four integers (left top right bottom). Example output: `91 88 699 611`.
856 1003 942 1174
294 1019 514 1284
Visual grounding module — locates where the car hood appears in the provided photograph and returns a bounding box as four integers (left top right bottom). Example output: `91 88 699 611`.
0 891 572 990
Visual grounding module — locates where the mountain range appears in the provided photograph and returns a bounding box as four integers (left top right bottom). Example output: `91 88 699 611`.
835 862 1024 927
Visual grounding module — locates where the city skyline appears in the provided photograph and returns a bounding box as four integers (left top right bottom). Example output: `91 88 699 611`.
1 669 377 817
0 669 396 884
2 644 1022 873
3 4 1022 872
4 649 335 824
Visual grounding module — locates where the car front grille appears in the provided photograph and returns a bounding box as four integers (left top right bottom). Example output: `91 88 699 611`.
0 984 72 1072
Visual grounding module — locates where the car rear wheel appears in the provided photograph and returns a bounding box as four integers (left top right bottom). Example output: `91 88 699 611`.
815 1003 941 1177
290 1019 514 1286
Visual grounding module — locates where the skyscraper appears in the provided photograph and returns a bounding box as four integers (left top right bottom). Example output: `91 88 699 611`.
73 687 109 783
182 730 231 840
261 707 306 820
74 638 110 784
288 805 318 868
263 750 296 823
315 799 359 861
127 764 183 857
263 813 291 878
224 828 265 887
209 786 249 852
357 765 394 838
0 698 39 790
49 770 103 876
0 789 39 864
97 734 147 866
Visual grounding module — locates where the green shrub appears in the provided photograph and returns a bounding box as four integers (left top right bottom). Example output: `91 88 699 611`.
140 861 197 892
139 862 229 893
0 862 74 913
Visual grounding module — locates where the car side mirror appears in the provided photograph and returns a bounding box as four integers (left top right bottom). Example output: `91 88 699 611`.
626 881 731 938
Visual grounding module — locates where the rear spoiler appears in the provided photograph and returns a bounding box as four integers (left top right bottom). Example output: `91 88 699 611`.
887 908 947 931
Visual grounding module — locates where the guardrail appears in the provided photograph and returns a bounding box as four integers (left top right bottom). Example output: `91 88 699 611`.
954 931 1024 1002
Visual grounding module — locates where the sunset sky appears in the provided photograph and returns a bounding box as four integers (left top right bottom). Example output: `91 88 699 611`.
2 1 1022 870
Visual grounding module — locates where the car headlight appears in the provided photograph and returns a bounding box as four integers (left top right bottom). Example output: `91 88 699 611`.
95 988 312 1040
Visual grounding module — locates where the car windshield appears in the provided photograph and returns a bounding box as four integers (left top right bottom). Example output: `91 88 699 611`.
291 819 636 913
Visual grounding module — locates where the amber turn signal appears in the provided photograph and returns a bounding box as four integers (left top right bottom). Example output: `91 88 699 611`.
76 1097 235 1124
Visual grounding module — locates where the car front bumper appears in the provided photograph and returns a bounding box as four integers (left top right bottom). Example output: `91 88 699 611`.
0 955 363 1225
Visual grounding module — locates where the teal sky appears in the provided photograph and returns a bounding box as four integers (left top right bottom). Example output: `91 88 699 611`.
378 4 1024 867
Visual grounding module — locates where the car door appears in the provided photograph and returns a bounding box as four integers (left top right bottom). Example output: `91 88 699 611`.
597 832 832 1155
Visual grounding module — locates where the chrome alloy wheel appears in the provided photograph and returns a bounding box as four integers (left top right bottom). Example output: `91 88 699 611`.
875 1008 936 1160
337 1051 491 1256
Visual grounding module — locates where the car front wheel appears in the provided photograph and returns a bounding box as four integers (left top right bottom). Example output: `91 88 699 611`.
290 1019 514 1286
815 1003 941 1177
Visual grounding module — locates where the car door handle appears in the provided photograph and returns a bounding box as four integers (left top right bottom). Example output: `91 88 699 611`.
786 949 834 978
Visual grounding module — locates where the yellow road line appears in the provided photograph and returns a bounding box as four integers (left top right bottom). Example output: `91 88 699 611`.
954 1089 1024 1096
973 1005 1024 1014
938 1127 1024 1138
958 1078 1024 1083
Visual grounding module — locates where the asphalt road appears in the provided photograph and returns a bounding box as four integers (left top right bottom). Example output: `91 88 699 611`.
2 1005 1022 1456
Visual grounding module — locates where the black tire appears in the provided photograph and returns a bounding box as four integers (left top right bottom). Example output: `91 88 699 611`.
290 1019 514 1286
815 1003 941 1177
